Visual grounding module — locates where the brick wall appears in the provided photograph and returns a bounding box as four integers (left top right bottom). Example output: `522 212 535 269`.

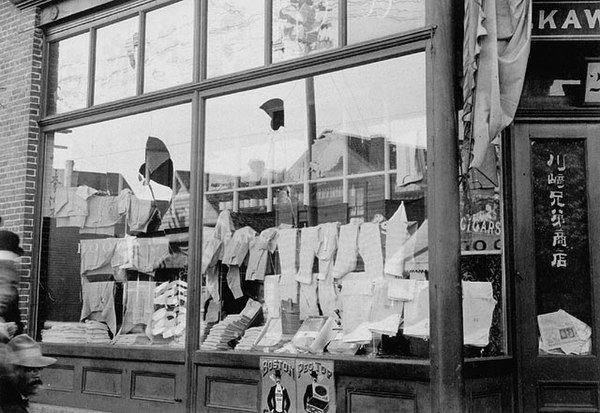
0 0 42 328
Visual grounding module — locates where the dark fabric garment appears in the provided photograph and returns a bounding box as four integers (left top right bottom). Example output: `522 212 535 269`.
4 295 24 337
0 376 28 413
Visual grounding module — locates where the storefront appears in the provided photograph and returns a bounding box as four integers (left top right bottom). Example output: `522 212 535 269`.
3 0 596 412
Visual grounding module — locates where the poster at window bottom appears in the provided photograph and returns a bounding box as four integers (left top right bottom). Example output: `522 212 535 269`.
296 359 335 413
260 357 336 413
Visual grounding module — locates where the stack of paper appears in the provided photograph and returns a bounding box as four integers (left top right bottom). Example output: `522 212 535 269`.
200 298 263 351
200 315 245 350
538 309 592 355
235 326 264 351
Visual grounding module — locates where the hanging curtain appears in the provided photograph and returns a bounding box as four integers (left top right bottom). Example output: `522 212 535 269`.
462 0 532 183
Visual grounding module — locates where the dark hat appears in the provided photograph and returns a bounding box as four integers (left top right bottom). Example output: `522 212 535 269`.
274 369 281 378
8 334 56 368
310 370 318 378
0 231 23 257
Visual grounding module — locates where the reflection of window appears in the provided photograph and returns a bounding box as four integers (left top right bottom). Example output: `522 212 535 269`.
38 104 192 348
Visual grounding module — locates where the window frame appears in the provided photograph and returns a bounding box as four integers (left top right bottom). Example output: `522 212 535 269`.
35 0 451 371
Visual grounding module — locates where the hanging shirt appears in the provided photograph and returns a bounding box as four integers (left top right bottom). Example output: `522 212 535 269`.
80 192 128 235
80 281 117 336
134 237 170 274
55 186 97 228
246 227 278 281
80 238 118 277
222 226 257 266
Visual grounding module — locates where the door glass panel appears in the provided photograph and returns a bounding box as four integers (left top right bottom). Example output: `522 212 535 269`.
531 138 592 356
459 142 506 357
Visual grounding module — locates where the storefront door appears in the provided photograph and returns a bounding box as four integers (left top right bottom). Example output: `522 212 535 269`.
514 122 600 412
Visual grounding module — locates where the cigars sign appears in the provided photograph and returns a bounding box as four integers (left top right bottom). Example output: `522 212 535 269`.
533 2 600 38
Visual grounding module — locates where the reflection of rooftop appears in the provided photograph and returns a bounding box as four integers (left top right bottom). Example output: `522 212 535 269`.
207 129 426 189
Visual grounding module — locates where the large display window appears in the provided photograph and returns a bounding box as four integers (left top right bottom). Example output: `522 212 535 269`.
200 54 433 358
38 104 192 348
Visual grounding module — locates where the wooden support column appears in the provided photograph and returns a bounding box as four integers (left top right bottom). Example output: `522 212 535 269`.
426 1 464 412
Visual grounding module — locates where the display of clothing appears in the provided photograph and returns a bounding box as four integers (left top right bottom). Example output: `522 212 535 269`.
299 278 319 320
80 192 128 235
122 189 156 233
80 280 117 336
296 226 319 284
121 280 155 334
358 222 384 279
134 237 170 274
222 226 257 266
246 227 277 281
276 228 298 276
80 238 118 277
316 222 339 281
332 224 359 279
54 185 97 228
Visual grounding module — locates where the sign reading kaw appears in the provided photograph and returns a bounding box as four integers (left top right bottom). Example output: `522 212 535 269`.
533 2 600 38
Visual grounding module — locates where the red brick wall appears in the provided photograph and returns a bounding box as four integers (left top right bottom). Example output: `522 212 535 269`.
0 0 42 328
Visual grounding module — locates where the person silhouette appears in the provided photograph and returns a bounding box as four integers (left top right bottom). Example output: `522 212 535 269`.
267 369 290 413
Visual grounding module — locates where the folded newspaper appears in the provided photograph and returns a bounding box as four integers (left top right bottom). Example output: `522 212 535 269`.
537 309 592 355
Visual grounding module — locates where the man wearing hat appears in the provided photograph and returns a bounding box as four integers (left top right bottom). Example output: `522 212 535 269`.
0 334 56 412
303 370 321 412
266 369 290 413
0 230 25 341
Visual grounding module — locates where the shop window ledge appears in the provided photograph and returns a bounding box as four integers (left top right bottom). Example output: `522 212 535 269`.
41 343 185 363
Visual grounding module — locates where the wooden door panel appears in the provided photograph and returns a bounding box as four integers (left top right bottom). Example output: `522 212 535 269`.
513 123 600 412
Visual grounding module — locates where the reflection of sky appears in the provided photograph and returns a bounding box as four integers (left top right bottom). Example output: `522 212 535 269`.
204 53 426 180
347 0 425 44
94 16 138 105
52 104 191 200
54 33 89 113
207 0 265 77
144 0 194 92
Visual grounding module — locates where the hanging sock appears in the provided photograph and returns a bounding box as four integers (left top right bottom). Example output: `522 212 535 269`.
277 228 298 276
296 226 320 284
299 279 319 320
332 223 359 279
358 222 384 279
317 271 339 317
226 266 243 299
316 222 339 281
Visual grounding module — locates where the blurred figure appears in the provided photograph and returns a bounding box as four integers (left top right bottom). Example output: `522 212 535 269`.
0 231 24 341
0 334 56 412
